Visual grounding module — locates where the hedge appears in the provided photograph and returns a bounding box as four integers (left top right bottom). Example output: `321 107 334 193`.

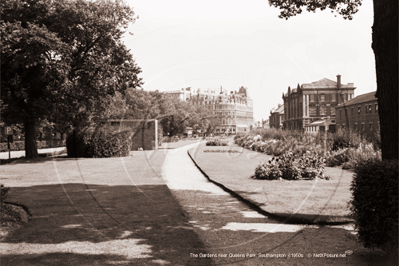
350 159 398 252
66 125 132 158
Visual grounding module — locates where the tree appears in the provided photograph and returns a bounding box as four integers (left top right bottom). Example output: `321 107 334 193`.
1 21 70 158
1 0 143 158
269 0 398 160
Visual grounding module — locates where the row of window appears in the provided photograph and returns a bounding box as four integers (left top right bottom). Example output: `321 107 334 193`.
340 122 379 131
339 103 378 117
309 94 337 102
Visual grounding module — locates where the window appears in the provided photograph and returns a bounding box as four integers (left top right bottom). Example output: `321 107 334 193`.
320 105 326 115
331 107 336 116
310 94 315 102
365 105 368 114
354 124 357 131
332 94 336 102
369 123 373 130
342 124 345 130
375 103 378 113
351 107 354 116
340 109 342 117
320 95 325 102
358 106 361 115
326 94 332 102
362 123 365 131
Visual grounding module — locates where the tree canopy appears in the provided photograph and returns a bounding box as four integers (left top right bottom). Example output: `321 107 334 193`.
1 0 143 157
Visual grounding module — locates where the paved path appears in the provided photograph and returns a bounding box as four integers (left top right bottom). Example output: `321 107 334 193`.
162 143 313 265
0 147 66 160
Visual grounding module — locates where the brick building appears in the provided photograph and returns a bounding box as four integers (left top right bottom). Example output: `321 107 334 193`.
282 75 356 130
335 91 379 139
165 86 254 134
269 104 284 129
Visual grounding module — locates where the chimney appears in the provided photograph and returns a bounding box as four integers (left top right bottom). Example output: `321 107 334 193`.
337 74 341 90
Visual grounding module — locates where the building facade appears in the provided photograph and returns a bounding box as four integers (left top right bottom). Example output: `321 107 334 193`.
304 117 336 135
262 119 270 129
282 75 356 130
165 86 254 134
335 91 379 139
269 104 284 129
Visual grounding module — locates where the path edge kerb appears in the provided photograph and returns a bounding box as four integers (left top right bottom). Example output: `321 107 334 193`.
187 149 353 226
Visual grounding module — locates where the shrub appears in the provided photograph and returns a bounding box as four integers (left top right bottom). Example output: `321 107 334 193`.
205 139 228 146
253 151 326 180
1 184 10 204
203 149 241 153
332 128 362 151
325 148 350 167
67 125 132 158
350 159 398 253
326 144 382 169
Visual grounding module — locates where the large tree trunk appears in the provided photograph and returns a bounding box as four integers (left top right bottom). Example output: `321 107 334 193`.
24 120 38 158
372 0 398 160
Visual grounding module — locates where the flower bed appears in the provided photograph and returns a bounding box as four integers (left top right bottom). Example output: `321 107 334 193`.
254 151 328 180
203 149 241 153
235 129 381 173
326 143 382 170
205 139 228 146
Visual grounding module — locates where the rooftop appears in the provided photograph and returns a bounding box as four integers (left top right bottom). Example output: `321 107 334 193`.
271 104 284 114
337 91 376 107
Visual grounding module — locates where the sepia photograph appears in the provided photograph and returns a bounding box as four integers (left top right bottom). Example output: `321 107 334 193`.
1 0 397 265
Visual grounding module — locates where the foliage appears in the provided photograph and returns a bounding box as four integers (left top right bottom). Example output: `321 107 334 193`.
1 0 142 157
332 128 363 151
162 135 180 143
268 0 362 20
203 150 241 153
66 125 132 158
1 184 10 204
254 151 327 180
350 159 398 252
206 139 228 146
326 144 382 169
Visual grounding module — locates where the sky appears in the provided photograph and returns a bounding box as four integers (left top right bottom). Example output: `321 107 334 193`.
123 0 375 121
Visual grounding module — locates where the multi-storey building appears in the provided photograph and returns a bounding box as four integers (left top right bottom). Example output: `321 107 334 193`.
282 75 356 130
165 86 254 134
335 91 379 139
269 104 284 129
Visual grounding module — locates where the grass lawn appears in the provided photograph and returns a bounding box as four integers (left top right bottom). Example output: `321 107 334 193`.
188 139 354 224
0 147 211 266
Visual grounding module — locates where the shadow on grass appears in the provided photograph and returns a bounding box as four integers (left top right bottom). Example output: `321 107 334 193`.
1 184 212 266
